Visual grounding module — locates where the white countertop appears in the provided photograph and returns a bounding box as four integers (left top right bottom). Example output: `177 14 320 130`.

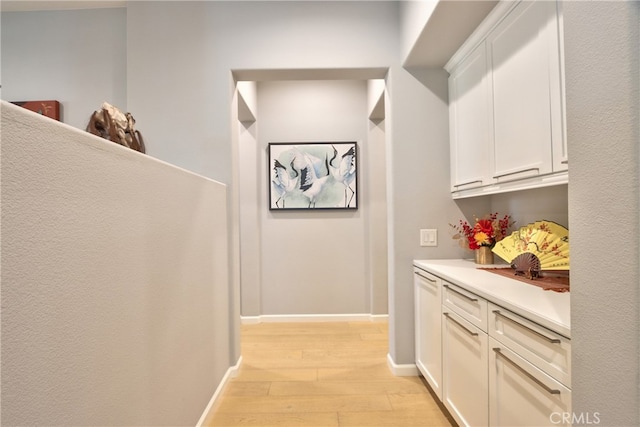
413 259 571 338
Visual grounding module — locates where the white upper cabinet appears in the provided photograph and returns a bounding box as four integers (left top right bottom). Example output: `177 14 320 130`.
488 0 564 180
449 41 493 192
446 0 567 198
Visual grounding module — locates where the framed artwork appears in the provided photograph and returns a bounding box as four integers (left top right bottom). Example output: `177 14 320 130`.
268 142 358 210
11 100 61 121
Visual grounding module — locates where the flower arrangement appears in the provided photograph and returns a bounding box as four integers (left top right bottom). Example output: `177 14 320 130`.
450 213 514 250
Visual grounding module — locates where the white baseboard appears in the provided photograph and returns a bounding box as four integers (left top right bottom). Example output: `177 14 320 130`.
386 353 419 377
241 313 389 324
196 355 243 427
370 314 389 322
240 316 261 324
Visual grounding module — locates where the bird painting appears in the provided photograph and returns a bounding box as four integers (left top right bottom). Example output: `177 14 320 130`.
268 142 357 210
299 152 330 208
329 145 356 207
271 158 299 208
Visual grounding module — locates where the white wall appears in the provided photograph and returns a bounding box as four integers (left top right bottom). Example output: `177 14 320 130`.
490 185 568 230
126 0 400 184
126 2 221 179
1 101 230 426
254 79 372 315
0 8 127 129
384 66 476 365
124 1 400 359
367 82 389 315
237 78 389 319
236 89 261 316
563 2 639 425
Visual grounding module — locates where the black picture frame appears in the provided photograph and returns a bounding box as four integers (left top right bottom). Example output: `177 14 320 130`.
268 142 358 210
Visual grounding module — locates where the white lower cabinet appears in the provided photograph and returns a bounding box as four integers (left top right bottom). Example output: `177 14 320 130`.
414 268 442 399
442 310 489 427
414 265 571 427
489 337 571 427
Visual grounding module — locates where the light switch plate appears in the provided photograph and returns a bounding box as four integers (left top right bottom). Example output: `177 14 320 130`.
420 229 437 247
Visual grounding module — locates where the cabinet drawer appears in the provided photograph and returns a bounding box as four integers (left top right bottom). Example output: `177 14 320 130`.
414 267 440 288
442 281 488 332
489 303 571 388
490 337 571 427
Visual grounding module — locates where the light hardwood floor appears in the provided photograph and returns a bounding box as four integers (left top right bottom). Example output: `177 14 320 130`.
204 321 453 427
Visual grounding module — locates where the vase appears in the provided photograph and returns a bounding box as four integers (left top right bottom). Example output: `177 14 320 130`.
475 246 494 265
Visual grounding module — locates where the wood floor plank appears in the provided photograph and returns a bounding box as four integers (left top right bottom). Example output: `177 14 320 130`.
242 341 386 354
204 320 451 427
359 333 388 341
223 381 272 397
241 333 366 344
243 349 386 369
387 392 447 412
214 395 393 414
207 411 340 427
241 349 304 362
268 379 429 396
317 363 397 381
241 322 382 335
242 358 384 370
233 368 318 382
338 410 453 427
302 348 387 360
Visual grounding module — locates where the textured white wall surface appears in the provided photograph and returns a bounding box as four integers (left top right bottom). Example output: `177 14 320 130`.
1 8 127 129
1 101 230 426
563 2 639 425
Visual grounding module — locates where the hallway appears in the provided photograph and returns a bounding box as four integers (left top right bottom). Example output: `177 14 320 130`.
204 321 453 426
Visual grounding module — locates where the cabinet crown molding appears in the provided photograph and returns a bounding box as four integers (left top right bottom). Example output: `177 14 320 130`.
444 0 520 73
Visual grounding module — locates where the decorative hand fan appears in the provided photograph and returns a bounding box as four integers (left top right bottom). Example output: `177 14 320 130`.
492 220 569 278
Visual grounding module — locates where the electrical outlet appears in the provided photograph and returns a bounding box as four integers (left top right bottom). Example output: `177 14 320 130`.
420 229 437 247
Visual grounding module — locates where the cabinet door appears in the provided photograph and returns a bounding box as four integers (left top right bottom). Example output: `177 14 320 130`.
488 0 563 181
414 269 442 399
552 1 568 172
442 310 488 427
489 337 571 427
449 41 493 192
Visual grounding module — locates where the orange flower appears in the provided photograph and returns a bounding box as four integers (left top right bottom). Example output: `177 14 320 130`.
450 213 514 250
474 231 491 246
